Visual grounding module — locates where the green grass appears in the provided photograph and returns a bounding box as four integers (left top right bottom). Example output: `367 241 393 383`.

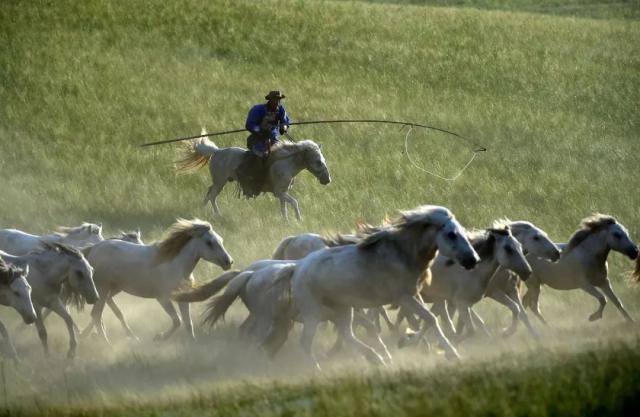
1 0 640 415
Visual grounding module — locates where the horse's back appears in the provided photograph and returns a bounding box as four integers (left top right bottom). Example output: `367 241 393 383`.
208 146 246 181
0 229 40 255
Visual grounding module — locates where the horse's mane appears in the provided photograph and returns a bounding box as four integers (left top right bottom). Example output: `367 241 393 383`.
37 241 86 260
467 227 510 260
563 214 617 256
634 256 640 282
493 218 534 235
320 233 360 247
357 206 453 250
110 230 143 244
0 258 23 285
54 223 101 237
269 140 320 161
154 219 212 264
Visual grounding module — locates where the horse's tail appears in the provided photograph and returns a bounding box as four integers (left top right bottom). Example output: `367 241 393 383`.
172 270 240 302
272 236 295 260
203 270 253 327
175 129 219 173
633 255 640 282
61 281 86 311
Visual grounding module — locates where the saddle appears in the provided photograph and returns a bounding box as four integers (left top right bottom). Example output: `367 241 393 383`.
237 151 269 199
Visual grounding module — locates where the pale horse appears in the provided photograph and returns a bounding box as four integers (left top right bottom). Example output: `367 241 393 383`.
401 220 560 341
0 258 36 360
0 223 104 255
82 219 233 342
176 134 331 220
521 214 639 323
471 219 560 338
287 205 479 367
0 243 98 359
400 226 532 347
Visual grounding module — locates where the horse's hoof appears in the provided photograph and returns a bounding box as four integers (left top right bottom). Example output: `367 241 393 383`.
502 327 517 338
445 348 461 361
588 313 602 322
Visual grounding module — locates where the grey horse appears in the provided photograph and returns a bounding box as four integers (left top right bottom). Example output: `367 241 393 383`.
176 133 331 220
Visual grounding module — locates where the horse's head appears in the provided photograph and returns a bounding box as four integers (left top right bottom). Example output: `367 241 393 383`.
490 227 532 280
117 229 143 245
0 262 36 324
65 247 99 305
497 220 560 262
302 142 331 185
604 221 639 260
195 226 234 271
424 208 479 270
60 222 104 246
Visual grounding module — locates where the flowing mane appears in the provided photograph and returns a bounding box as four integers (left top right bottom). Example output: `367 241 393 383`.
0 258 23 285
37 241 85 260
466 227 509 260
269 140 320 161
320 234 360 247
563 214 617 256
357 206 453 250
154 219 212 264
493 218 534 235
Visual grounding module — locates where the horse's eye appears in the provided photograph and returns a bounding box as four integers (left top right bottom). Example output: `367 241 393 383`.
447 232 456 240
533 236 540 241
505 246 514 255
13 291 20 297
206 241 213 247
613 232 622 239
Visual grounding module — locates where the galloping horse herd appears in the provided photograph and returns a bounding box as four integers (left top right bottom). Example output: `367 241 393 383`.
1 203 639 369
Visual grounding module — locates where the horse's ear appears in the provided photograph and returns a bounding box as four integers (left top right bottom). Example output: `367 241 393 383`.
136 227 141 237
318 143 322 149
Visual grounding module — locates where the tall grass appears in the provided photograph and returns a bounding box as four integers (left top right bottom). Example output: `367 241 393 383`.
0 0 639 414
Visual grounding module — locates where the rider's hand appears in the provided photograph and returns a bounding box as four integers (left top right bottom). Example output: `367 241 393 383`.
279 125 288 135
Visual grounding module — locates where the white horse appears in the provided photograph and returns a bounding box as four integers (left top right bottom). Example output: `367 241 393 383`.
522 214 638 323
401 227 532 346
0 223 104 256
286 205 479 368
478 220 560 337
83 219 233 342
0 242 98 358
176 135 331 220
0 259 35 360
272 233 358 260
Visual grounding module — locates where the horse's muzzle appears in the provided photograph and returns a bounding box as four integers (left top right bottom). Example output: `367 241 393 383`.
320 175 331 185
628 246 639 260
460 255 479 270
86 293 99 305
518 267 533 281
550 248 561 262
222 259 234 271
22 314 36 325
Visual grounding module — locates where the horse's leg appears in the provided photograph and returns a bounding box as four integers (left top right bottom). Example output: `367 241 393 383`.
48 299 78 359
469 307 491 337
432 300 456 339
580 284 607 322
178 302 195 340
0 320 18 361
598 281 633 322
299 314 322 370
522 283 547 325
106 294 138 340
491 290 538 339
277 195 289 220
400 295 459 360
332 307 387 366
34 306 49 357
354 310 392 363
155 298 181 341
90 291 111 343
205 182 225 216
455 304 476 343
278 192 301 221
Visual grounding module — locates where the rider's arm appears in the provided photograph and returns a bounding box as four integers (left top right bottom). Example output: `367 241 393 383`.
245 105 265 133
278 105 290 133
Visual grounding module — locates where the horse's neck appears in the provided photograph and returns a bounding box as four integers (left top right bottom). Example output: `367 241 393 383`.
270 151 305 176
156 239 201 278
575 232 610 265
475 254 500 289
28 253 69 286
40 233 63 243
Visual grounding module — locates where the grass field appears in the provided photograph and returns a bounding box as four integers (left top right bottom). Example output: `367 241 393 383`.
1 0 640 415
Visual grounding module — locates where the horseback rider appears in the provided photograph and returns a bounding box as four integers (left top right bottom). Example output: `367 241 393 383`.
237 90 290 198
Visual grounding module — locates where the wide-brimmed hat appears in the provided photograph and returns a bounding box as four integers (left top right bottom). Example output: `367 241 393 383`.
265 90 285 100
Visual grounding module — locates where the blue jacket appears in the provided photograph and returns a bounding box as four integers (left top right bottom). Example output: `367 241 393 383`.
245 104 290 140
